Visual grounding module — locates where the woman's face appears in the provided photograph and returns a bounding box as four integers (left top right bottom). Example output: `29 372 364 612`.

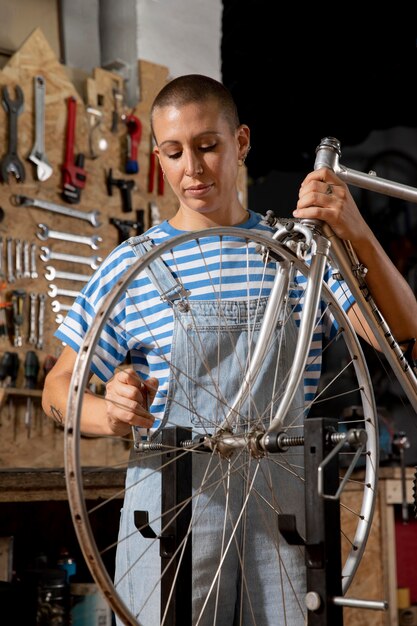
152 100 249 221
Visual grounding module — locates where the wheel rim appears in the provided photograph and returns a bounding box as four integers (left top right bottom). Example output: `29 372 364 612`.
65 227 378 625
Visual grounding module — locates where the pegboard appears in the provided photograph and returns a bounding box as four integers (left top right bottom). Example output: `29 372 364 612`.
0 28 247 468
0 28 177 467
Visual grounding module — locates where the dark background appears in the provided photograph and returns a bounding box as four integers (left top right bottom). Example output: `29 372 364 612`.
222 6 417 465
221 3 417 180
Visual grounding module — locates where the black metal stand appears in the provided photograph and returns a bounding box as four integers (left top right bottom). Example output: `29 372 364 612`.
304 417 344 625
160 426 192 625
136 420 346 626
278 417 344 626
134 426 192 626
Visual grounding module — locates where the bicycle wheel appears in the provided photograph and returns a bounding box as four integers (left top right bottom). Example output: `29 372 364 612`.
64 227 378 626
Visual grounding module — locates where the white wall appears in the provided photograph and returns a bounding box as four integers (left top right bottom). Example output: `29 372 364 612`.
136 0 223 80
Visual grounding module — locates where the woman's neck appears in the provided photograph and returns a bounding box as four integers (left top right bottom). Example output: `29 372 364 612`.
169 204 249 231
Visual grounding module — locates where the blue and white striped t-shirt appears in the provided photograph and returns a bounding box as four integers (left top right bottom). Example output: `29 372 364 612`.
55 210 354 426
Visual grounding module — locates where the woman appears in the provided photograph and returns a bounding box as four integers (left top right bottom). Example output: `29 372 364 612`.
43 74 417 625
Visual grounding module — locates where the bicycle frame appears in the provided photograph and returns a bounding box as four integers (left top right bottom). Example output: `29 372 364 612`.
64 137 414 625
314 136 417 413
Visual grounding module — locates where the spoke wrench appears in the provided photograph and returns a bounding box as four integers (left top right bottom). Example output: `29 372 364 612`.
0 85 26 183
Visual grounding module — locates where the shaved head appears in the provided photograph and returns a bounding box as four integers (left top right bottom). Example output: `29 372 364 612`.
151 74 240 137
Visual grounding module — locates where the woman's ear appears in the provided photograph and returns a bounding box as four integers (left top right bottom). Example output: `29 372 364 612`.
237 124 251 165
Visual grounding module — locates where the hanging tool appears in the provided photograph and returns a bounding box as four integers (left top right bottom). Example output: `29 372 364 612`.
86 107 108 159
110 211 144 244
148 137 164 195
28 76 53 181
111 88 124 133
0 85 26 183
0 351 20 430
24 350 40 438
149 201 161 227
106 169 135 213
11 194 101 228
125 114 142 174
0 352 13 387
0 276 10 340
62 96 87 204
11 289 26 347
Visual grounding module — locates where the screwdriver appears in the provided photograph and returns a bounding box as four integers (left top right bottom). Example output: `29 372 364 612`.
24 350 40 438
0 351 13 425
0 351 12 387
0 352 20 436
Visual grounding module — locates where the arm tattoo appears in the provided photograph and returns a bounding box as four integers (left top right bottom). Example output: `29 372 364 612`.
50 405 64 425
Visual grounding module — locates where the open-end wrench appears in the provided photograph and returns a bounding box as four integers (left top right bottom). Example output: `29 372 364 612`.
37 294 46 350
28 292 38 345
44 265 90 282
36 224 102 250
30 243 38 278
39 246 102 269
23 241 31 278
15 239 22 280
0 85 25 183
11 194 101 228
0 237 4 281
6 237 15 283
28 76 53 181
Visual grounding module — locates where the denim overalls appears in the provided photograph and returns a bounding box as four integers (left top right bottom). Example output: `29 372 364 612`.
115 235 307 626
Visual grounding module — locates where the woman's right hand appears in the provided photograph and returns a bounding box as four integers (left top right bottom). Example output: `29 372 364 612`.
104 368 159 436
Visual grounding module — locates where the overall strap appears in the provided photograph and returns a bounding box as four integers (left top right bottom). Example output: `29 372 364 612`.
127 235 190 311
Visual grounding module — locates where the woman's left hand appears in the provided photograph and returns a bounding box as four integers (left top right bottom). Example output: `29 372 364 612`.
293 167 372 245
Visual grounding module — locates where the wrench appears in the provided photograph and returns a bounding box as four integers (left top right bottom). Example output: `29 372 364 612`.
11 194 101 228
0 85 25 183
0 237 4 281
36 224 102 250
15 239 22 280
48 284 80 299
23 241 31 278
39 246 102 269
51 299 73 313
28 76 53 181
6 237 15 283
37 293 46 350
30 243 38 279
44 265 90 282
28 292 38 344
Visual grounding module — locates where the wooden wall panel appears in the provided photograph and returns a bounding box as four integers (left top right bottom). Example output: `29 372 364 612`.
0 27 248 469
0 28 177 467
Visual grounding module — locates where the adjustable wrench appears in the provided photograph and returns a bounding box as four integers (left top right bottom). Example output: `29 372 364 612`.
11 194 101 228
36 224 102 249
0 85 25 183
28 76 53 181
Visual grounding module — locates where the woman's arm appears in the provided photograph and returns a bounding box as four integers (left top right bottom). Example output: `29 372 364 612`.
42 345 158 436
294 167 417 359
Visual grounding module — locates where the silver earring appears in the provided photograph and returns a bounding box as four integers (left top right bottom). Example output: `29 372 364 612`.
240 145 251 165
